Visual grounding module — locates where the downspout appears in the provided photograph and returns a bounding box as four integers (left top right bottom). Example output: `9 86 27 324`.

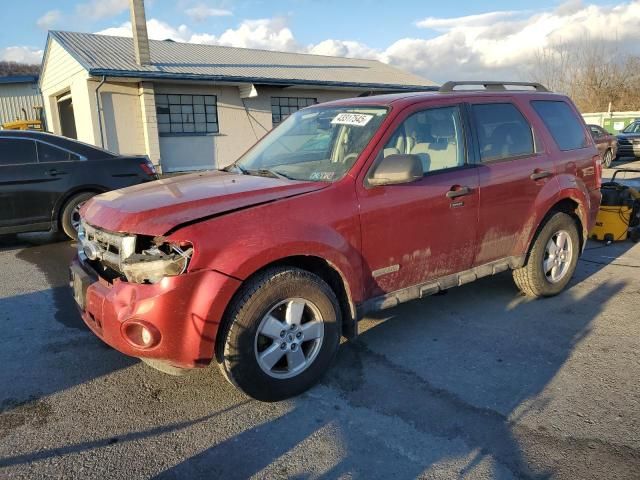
95 75 107 148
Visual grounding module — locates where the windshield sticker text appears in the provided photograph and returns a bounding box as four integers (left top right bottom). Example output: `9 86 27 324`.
331 113 373 127
310 171 336 181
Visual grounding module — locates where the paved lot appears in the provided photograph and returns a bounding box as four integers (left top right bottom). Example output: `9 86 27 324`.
1 163 640 479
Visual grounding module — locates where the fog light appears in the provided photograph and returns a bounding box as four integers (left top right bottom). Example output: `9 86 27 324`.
122 321 160 349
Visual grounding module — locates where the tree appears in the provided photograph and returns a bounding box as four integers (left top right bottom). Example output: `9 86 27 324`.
527 39 640 113
0 61 40 77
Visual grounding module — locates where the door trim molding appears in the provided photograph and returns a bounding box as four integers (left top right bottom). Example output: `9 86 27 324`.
357 255 526 317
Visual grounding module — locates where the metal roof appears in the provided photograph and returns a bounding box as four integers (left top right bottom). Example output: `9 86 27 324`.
48 31 437 91
0 75 38 85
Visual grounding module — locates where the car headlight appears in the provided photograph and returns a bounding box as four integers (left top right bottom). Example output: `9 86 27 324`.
121 242 193 284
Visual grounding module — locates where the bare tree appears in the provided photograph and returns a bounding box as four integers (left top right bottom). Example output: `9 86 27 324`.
527 38 640 112
0 61 40 77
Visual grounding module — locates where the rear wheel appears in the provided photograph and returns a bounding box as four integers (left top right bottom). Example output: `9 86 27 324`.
60 192 95 240
217 267 341 401
602 149 614 168
513 212 580 297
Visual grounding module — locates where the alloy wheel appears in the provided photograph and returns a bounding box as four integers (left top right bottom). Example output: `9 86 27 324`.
254 298 325 379
543 230 573 283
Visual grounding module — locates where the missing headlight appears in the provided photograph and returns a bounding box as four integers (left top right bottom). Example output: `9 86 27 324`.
121 241 193 284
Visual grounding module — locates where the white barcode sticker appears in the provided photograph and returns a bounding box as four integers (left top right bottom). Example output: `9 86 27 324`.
331 113 373 127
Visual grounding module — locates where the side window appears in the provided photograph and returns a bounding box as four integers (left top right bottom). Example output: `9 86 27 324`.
589 126 602 138
0 139 38 166
471 103 535 162
381 105 466 173
36 142 78 163
531 100 588 151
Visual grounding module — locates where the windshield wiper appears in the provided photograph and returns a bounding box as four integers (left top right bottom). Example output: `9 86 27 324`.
246 168 296 180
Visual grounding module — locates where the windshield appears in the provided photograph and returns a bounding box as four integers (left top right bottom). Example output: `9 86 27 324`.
622 122 640 133
231 105 388 182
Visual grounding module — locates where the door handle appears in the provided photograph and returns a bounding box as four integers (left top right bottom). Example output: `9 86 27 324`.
446 186 472 199
45 169 67 176
530 170 552 181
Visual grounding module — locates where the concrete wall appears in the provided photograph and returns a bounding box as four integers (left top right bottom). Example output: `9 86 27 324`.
583 111 640 130
154 83 363 171
99 82 145 155
0 82 43 126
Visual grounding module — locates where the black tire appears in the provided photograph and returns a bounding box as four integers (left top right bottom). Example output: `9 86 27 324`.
216 267 342 402
602 149 614 168
60 192 95 240
512 212 580 298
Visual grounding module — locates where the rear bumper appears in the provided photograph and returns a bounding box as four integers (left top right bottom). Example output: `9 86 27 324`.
70 256 241 368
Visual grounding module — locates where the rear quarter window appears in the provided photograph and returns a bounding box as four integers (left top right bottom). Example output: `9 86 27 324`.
531 100 588 151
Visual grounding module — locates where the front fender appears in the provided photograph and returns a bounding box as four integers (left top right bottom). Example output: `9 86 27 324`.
167 191 364 305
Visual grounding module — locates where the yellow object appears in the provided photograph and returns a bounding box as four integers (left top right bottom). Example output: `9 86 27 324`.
590 206 632 242
1 119 43 131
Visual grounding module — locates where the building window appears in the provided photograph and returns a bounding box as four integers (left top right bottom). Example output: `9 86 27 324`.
271 97 318 125
156 94 219 135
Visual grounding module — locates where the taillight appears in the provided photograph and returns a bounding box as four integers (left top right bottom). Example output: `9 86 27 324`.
139 160 157 177
593 154 602 189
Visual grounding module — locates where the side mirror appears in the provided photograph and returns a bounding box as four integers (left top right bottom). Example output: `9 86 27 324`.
368 154 424 186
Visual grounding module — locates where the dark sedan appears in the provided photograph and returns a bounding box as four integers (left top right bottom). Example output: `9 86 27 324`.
0 130 157 239
616 120 640 159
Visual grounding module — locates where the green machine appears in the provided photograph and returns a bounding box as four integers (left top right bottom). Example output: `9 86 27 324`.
603 116 640 134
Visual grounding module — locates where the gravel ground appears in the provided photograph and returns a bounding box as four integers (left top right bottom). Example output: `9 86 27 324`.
1 161 639 479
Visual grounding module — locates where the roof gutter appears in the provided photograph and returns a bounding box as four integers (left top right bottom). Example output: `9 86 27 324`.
87 68 439 92
95 75 107 148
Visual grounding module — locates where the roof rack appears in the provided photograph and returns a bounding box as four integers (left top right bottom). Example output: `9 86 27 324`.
439 81 550 93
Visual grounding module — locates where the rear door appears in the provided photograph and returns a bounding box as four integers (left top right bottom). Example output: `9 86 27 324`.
470 99 557 266
0 137 51 229
34 140 79 217
356 102 480 297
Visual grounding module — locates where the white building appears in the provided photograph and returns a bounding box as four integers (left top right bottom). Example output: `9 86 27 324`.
38 3 436 173
0 75 43 127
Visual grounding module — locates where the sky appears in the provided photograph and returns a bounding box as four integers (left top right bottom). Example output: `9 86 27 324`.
1 0 639 82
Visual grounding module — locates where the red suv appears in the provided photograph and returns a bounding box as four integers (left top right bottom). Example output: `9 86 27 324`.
71 81 602 401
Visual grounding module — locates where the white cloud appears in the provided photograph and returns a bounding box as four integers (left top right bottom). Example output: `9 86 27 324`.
197 18 298 51
77 0 129 20
94 1 640 83
186 5 232 22
98 19 192 42
37 10 62 30
416 10 519 31
0 46 44 64
308 39 378 59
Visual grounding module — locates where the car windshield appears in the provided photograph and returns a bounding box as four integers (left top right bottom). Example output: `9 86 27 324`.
622 122 640 133
229 106 388 182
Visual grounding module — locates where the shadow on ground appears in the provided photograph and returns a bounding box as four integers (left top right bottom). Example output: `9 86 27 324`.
1 233 638 479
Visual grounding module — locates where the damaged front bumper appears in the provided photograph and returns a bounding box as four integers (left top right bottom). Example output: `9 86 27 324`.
70 222 242 369
78 220 193 284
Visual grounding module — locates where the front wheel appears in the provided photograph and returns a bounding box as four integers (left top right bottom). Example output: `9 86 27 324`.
513 212 580 297
602 149 614 168
60 192 96 240
216 267 342 402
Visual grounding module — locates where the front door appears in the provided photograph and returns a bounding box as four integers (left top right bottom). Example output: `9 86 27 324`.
0 137 49 230
357 104 480 298
469 99 557 266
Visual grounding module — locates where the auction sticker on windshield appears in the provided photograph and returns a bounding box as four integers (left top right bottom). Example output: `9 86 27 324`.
331 113 373 127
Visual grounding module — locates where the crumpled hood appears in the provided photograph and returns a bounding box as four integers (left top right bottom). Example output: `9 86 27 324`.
82 170 327 236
